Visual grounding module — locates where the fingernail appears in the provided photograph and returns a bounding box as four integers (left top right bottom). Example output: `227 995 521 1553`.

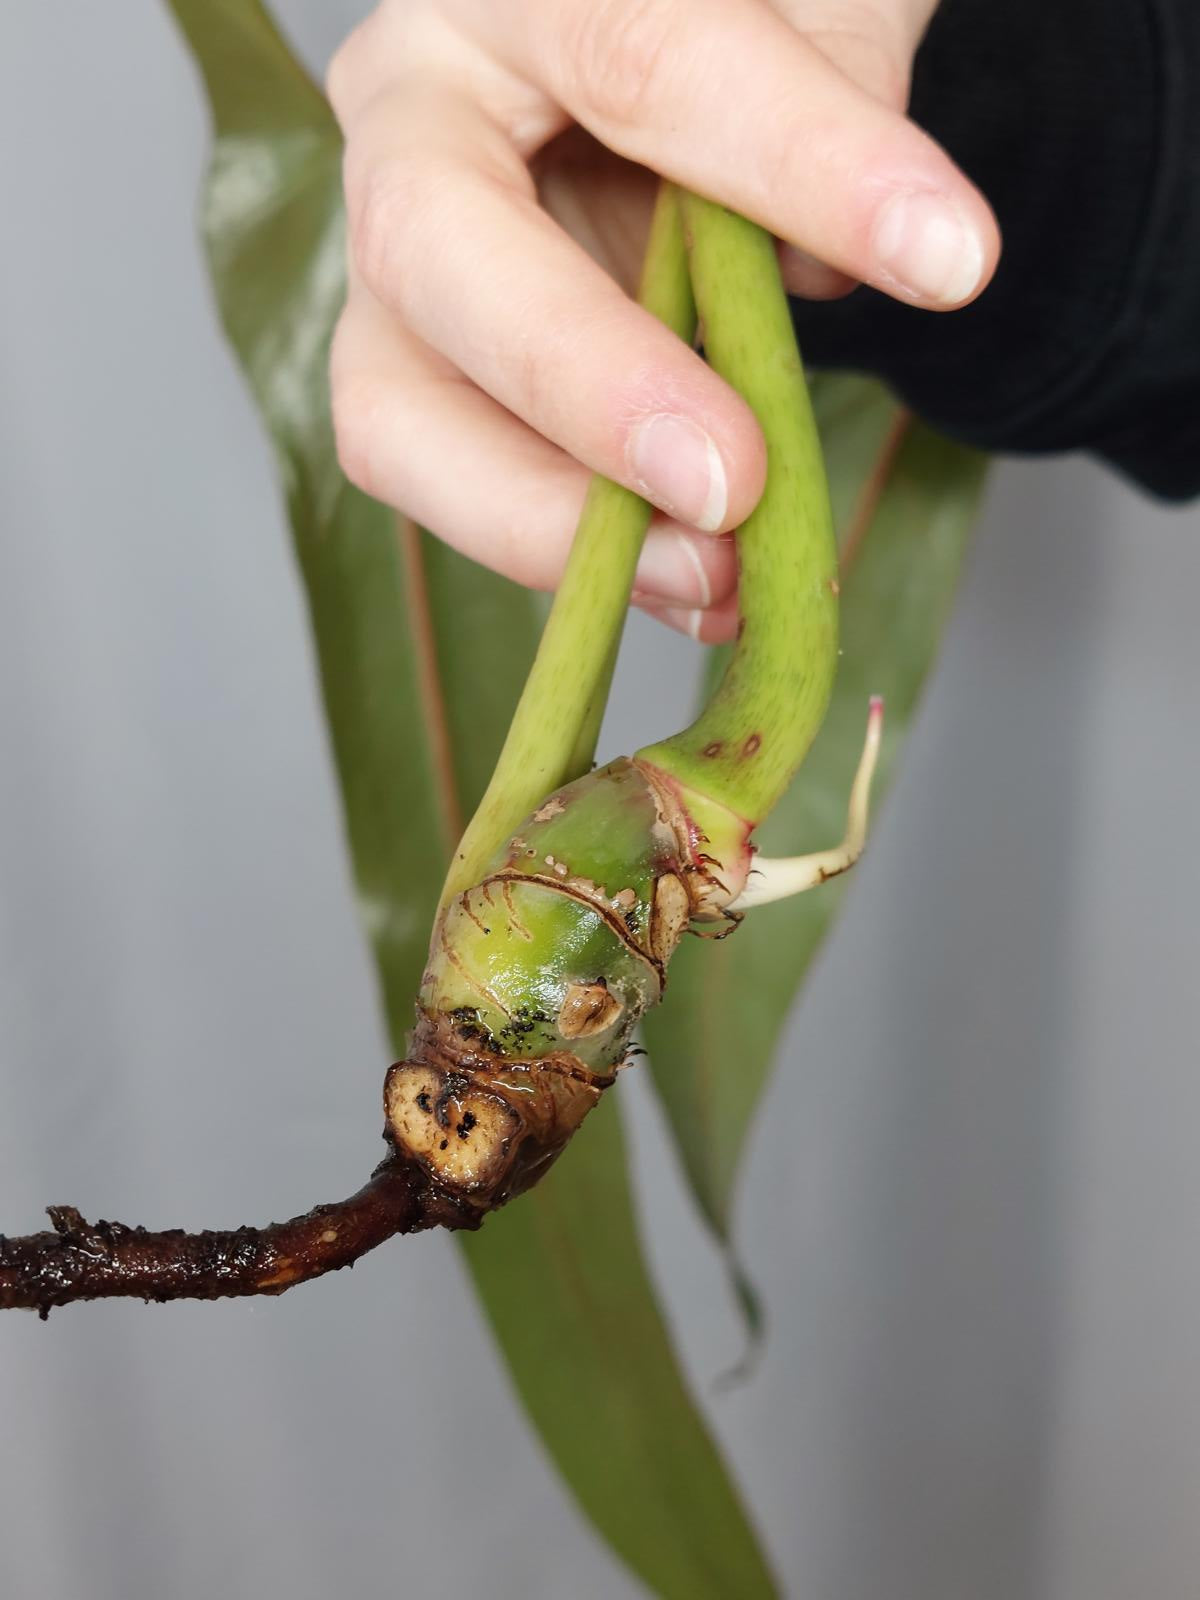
629 414 727 532
871 191 984 306
634 529 713 607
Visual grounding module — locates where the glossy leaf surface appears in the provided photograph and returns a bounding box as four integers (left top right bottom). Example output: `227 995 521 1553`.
165 2 776 1593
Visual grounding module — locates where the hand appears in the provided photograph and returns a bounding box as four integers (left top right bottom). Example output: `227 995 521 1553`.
327 0 999 640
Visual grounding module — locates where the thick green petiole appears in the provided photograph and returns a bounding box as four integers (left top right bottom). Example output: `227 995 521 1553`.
441 183 697 909
637 195 839 837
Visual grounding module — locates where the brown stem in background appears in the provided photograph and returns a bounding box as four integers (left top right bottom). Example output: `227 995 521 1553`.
399 516 464 852
838 408 913 576
0 1150 476 1317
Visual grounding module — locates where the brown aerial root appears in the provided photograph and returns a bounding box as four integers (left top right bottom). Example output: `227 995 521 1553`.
0 1149 478 1318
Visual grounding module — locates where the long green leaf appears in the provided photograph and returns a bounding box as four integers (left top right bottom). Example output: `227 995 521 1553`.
463 1098 775 1598
164 3 776 1593
167 0 462 1037
645 375 987 1256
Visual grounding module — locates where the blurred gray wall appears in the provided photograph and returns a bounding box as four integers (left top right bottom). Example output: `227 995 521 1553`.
2 6 1198 1598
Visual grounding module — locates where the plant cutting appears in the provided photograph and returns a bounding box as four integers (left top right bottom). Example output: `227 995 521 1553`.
0 6 989 1592
0 181 881 1310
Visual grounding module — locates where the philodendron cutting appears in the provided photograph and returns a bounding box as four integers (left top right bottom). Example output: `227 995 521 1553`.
0 184 880 1313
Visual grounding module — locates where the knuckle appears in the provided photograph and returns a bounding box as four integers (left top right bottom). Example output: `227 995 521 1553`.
330 364 389 501
324 35 354 119
324 14 381 124
324 5 419 125
344 149 437 308
559 0 683 126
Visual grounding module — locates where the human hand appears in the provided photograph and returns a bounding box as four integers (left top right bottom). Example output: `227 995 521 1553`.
327 0 999 640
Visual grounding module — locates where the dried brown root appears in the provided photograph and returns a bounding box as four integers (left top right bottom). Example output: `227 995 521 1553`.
0 1151 477 1317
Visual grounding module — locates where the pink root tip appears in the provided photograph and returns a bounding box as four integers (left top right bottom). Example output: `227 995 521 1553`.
868 694 884 717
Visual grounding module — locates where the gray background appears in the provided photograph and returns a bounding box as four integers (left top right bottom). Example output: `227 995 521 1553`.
2 5 1198 1598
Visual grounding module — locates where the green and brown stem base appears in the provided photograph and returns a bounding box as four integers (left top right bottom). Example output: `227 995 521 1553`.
386 703 882 1208
0 697 883 1315
0 762 713 1315
0 183 882 1315
386 756 739 1204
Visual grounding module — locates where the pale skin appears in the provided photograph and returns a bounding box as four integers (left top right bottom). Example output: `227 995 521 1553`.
326 0 999 642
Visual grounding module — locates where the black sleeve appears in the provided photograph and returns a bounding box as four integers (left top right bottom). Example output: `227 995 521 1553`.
789 0 1200 501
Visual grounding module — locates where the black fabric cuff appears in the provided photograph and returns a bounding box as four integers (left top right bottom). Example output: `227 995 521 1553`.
789 0 1200 501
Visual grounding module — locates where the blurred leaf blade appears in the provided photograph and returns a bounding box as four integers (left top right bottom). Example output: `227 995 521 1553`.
644 378 988 1245
463 1096 776 1599
167 0 457 1034
165 2 777 1593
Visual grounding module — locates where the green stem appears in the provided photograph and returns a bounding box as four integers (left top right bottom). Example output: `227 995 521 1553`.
637 195 838 826
440 182 697 907
565 629 622 778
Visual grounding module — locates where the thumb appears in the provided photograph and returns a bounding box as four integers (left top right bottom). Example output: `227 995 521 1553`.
771 1 967 299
